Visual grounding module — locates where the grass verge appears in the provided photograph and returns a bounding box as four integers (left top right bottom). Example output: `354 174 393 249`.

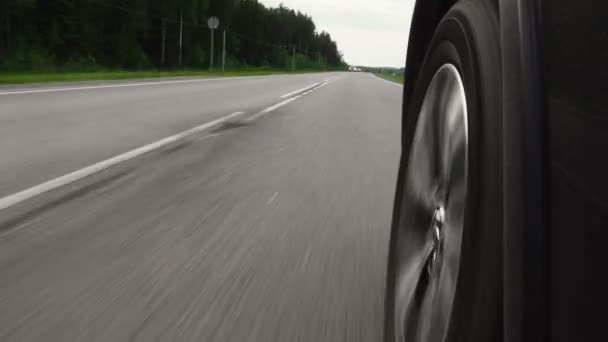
0 68 330 85
375 73 404 84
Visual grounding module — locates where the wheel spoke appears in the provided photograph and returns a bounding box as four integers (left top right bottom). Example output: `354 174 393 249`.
415 273 449 342
394 96 444 339
441 72 468 205
393 204 434 340
393 64 468 342
406 84 443 212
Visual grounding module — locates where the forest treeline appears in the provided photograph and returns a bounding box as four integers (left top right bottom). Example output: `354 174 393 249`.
0 0 346 71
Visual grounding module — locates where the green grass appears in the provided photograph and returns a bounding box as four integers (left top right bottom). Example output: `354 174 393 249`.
376 72 404 84
0 68 329 85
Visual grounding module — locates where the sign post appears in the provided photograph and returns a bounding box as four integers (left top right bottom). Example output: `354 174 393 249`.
222 30 226 72
207 17 220 71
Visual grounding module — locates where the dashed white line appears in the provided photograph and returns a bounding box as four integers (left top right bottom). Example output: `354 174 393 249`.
279 82 321 98
264 97 300 113
0 111 245 211
246 97 298 122
266 192 279 205
0 75 339 209
314 81 333 90
301 247 312 268
247 80 334 122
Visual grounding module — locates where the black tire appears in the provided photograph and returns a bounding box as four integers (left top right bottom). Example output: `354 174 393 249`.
385 1 503 341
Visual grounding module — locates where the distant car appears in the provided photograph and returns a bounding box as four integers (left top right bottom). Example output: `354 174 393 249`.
385 0 607 341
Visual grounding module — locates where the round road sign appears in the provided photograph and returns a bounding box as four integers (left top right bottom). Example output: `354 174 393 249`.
208 17 220 30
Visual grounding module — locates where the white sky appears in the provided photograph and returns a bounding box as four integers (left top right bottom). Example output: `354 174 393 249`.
259 0 416 68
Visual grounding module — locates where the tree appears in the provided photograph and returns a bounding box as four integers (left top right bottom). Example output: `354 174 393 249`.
0 0 345 71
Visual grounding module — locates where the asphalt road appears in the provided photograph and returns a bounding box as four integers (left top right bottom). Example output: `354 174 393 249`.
0 73 402 341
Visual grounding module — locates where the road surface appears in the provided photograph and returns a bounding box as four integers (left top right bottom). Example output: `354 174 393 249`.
0 73 402 341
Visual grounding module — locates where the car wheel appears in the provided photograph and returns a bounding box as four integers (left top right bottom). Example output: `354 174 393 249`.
385 1 503 341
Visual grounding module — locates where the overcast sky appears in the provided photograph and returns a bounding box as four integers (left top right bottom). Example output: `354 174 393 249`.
259 0 416 68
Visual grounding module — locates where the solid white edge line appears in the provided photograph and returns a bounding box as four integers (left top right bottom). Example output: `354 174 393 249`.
0 111 245 211
0 74 294 96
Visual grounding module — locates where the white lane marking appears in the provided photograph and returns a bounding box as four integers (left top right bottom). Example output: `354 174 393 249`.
263 97 298 113
315 80 333 90
246 97 298 122
266 192 279 205
371 73 403 87
279 82 321 98
246 80 334 122
302 247 312 268
0 112 245 211
0 74 296 96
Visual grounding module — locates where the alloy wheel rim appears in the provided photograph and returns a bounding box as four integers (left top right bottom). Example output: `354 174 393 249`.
394 64 468 342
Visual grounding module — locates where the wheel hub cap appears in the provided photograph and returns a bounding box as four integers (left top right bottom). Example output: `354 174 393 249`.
393 64 468 342
428 207 445 276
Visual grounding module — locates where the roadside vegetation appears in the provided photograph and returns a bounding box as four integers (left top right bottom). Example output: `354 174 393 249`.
0 68 334 84
0 0 347 84
377 72 404 84
357 66 405 85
